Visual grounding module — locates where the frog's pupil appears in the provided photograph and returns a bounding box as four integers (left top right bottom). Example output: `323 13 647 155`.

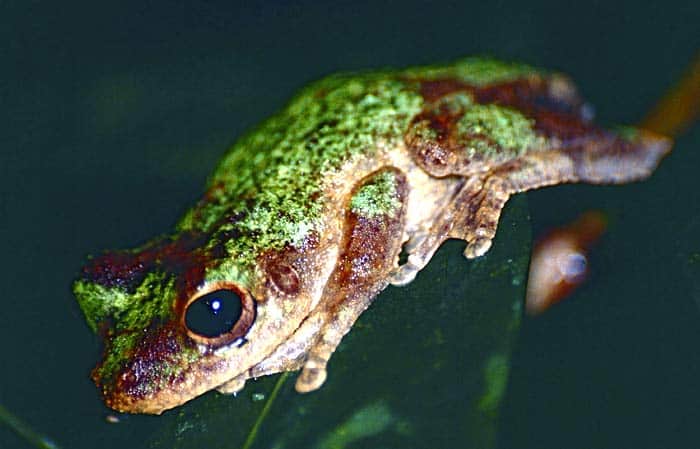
185 290 242 338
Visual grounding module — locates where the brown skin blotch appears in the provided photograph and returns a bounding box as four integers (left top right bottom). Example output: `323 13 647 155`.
413 76 593 143
335 169 408 286
418 78 472 102
267 263 300 296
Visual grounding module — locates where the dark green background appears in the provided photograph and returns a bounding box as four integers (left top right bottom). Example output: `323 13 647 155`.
2 1 699 448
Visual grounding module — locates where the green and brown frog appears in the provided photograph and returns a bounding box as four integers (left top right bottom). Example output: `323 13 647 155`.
73 57 671 414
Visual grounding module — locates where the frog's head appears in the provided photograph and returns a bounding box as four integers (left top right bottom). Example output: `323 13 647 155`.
74 225 322 414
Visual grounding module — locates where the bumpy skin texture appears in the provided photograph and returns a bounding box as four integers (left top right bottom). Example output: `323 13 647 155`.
73 57 671 414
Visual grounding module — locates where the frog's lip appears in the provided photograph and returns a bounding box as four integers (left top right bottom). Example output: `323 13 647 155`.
99 355 233 415
96 326 272 414
91 321 239 414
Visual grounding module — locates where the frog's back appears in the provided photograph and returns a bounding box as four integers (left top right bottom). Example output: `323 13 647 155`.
210 57 545 200
177 58 552 262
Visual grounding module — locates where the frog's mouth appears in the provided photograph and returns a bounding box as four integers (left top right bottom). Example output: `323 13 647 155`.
95 282 262 414
96 324 240 414
92 322 195 414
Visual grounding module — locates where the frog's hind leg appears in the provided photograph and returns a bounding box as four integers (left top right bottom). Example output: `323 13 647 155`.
458 129 672 254
458 175 512 259
393 71 671 284
389 150 585 285
295 168 408 393
391 129 672 285
295 299 377 392
449 154 569 260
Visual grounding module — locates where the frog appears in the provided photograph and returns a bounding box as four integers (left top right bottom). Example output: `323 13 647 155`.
73 57 671 414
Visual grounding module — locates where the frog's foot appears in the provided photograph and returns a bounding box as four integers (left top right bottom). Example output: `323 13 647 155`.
464 236 493 259
295 314 356 393
402 230 430 253
455 176 512 260
216 375 247 395
295 350 330 393
389 177 485 286
295 286 380 393
388 230 446 286
387 234 417 286
388 261 421 286
454 149 611 258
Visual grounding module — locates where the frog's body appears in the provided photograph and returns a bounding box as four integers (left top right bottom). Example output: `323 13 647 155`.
74 58 671 414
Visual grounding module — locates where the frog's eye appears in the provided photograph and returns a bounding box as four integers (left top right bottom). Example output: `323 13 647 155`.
184 285 256 347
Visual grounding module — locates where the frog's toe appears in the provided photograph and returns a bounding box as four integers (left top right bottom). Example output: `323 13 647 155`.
403 231 429 252
388 262 420 286
295 366 327 393
216 375 246 395
464 237 492 259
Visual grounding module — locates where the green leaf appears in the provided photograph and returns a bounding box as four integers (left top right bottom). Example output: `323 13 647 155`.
149 194 531 449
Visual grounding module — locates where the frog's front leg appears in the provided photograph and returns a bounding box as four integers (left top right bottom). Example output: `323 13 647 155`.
295 168 408 393
216 374 248 394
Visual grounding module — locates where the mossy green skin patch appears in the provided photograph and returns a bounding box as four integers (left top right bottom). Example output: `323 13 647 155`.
179 74 423 267
456 104 544 159
74 272 175 334
613 125 640 142
351 171 402 218
73 56 670 414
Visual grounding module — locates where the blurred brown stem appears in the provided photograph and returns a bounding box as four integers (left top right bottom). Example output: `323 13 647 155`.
642 52 700 137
